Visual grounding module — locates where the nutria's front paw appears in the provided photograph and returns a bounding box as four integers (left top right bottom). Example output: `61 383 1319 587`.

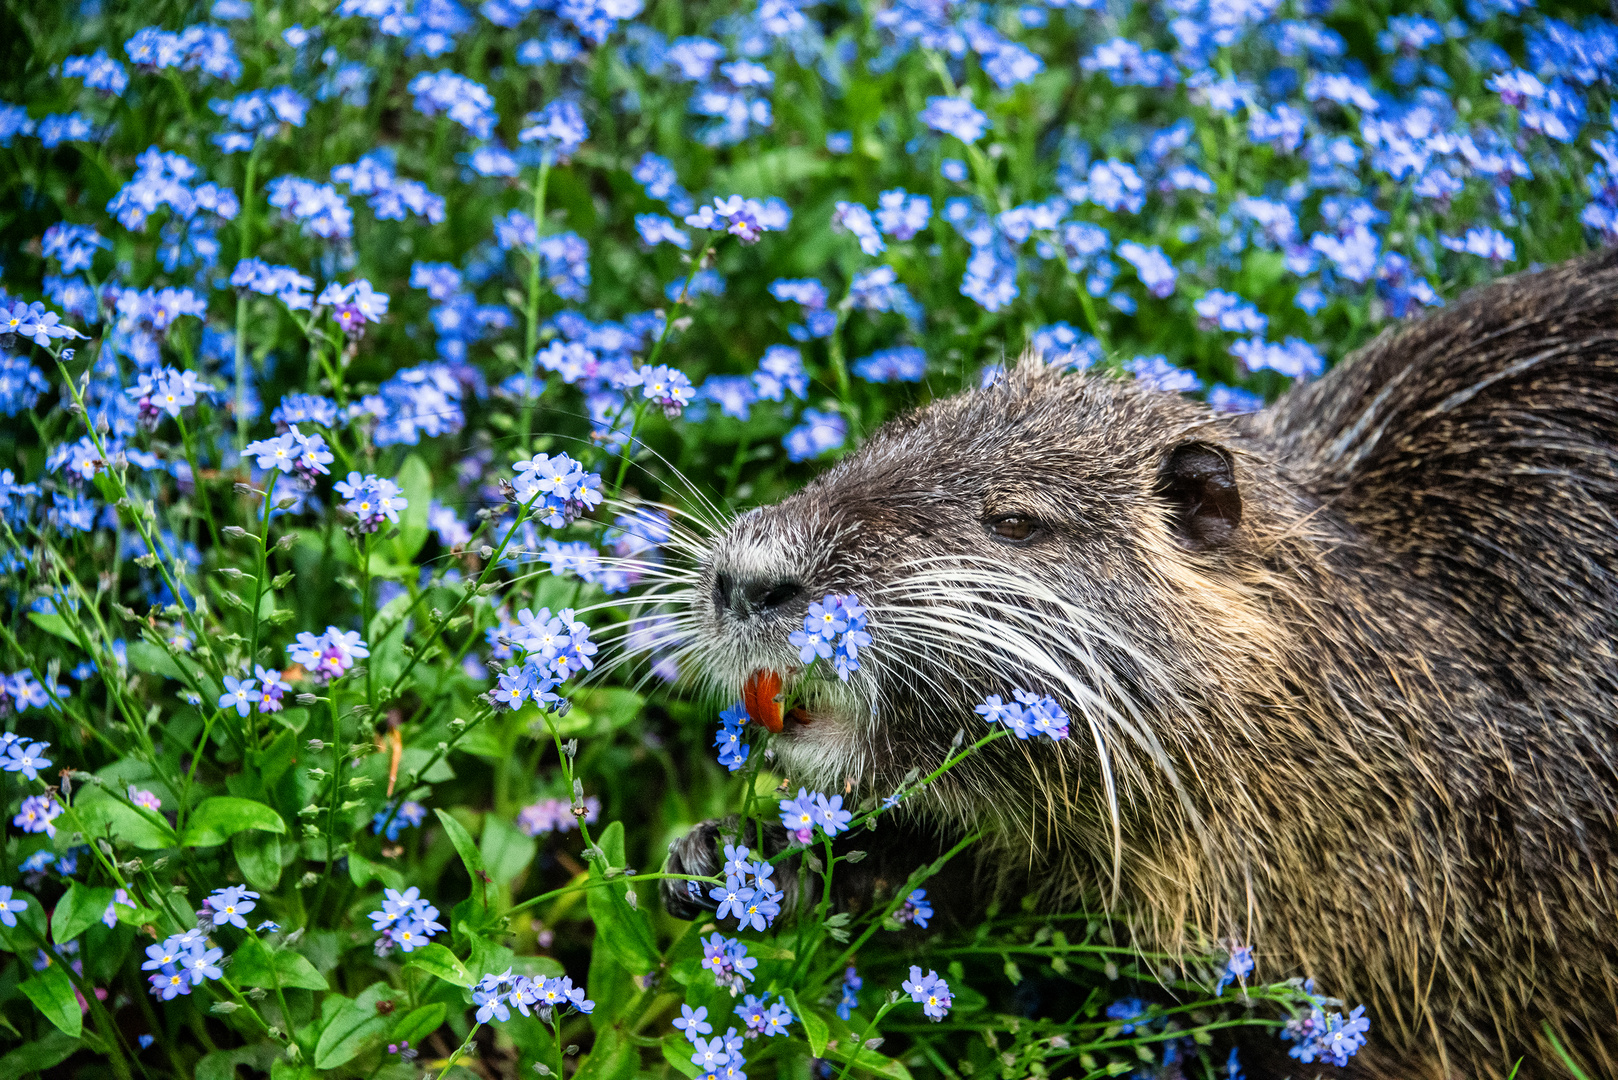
663 819 726 921
662 818 803 921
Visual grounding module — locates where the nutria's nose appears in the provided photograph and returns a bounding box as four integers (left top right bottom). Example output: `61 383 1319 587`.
713 572 804 621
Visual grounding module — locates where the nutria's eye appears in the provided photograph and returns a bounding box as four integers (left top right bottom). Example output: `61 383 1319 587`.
987 515 1038 541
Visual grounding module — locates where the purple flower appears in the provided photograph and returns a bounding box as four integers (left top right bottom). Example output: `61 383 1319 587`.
674 1004 713 1041
206 886 259 928
2 740 52 781
13 794 61 837
920 95 989 143
218 675 260 717
779 788 818 843
902 967 953 1020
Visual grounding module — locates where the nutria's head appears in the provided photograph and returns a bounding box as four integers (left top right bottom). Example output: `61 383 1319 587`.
684 355 1303 841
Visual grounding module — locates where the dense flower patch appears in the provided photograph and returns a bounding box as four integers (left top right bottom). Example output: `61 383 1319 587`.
0 0 1609 1075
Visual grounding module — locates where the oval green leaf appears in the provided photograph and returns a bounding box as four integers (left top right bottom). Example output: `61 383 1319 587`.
314 983 394 1070
403 943 474 988
49 884 113 946
20 964 82 1038
182 797 288 847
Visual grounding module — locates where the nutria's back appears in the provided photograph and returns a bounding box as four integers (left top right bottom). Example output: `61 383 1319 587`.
683 250 1618 1079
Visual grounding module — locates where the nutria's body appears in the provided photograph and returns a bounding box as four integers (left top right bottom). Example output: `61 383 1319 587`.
666 250 1618 1078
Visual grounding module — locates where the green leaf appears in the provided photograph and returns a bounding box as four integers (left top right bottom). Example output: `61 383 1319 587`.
0 1028 81 1080
347 850 404 891
390 1003 447 1048
391 454 433 561
403 943 474 988
479 814 537 886
74 790 177 850
233 830 284 892
49 884 113 946
572 1026 637 1080
20 963 82 1038
661 1034 702 1079
584 821 658 975
270 1059 314 1080
232 936 330 992
181 796 287 847
434 808 488 912
0 890 46 954
314 982 395 1069
26 612 79 644
125 639 186 681
195 1043 281 1080
781 990 827 1057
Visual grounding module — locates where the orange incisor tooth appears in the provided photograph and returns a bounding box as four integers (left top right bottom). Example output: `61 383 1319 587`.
743 669 784 733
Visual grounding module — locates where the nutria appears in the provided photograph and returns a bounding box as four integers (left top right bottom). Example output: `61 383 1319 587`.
659 249 1618 1079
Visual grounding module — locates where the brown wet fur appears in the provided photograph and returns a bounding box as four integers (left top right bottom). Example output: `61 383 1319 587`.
675 249 1618 1079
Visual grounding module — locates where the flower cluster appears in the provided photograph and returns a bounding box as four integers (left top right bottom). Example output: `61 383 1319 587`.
734 992 794 1038
287 626 370 684
1282 988 1372 1067
143 927 223 1000
777 787 852 845
244 425 335 483
371 800 427 842
368 886 446 955
511 451 604 529
334 472 409 533
684 195 791 245
13 794 62 838
699 932 758 995
974 690 1072 742
708 843 785 932
516 794 600 836
902 966 954 1020
836 966 862 1020
487 605 596 711
472 968 594 1023
786 593 871 681
893 888 933 929
713 701 749 771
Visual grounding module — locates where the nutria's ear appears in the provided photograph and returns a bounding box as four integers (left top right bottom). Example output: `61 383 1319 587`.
1156 442 1242 551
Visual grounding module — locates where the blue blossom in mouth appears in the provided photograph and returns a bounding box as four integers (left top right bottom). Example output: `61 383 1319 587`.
902 966 953 1020
920 95 989 143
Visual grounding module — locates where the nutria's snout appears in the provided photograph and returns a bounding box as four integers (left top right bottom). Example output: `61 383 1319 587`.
710 569 805 623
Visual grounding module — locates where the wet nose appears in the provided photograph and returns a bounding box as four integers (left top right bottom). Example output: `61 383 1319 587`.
713 571 804 621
